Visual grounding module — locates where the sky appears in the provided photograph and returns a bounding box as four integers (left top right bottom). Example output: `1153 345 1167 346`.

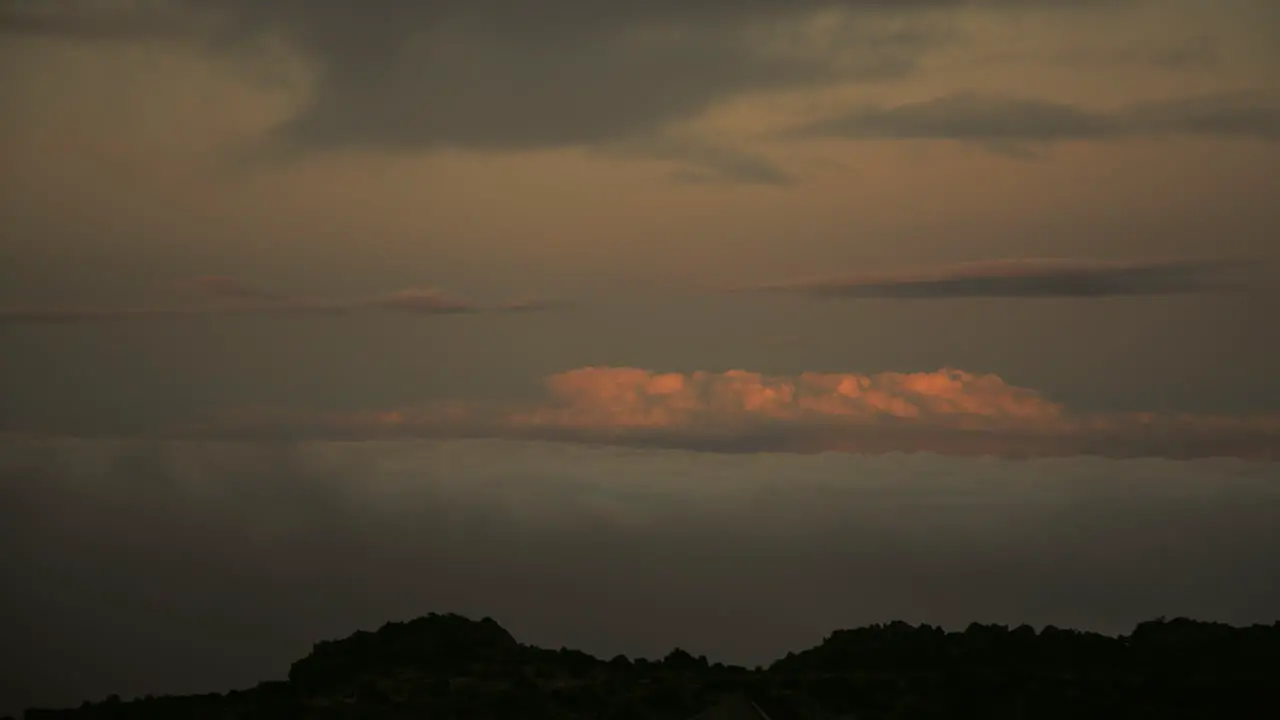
1 0 1279 713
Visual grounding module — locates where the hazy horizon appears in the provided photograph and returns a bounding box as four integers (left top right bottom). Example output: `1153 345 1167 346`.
4 438 1277 714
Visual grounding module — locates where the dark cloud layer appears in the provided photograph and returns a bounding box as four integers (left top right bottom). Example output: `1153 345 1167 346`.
750 258 1241 299
0 0 1123 180
2 1 930 145
790 90 1280 149
2 437 1276 716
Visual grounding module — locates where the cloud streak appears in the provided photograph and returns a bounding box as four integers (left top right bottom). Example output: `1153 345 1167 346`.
0 304 345 325
0 278 555 325
745 258 1243 300
203 366 1280 461
787 90 1280 150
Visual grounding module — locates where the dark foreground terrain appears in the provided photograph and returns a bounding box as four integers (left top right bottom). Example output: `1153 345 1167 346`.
19 614 1280 719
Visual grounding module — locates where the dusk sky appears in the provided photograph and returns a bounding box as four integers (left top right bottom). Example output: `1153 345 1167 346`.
2 0 1278 715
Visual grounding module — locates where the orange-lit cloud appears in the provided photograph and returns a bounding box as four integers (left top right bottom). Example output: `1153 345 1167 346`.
513 367 1065 430
205 367 1280 461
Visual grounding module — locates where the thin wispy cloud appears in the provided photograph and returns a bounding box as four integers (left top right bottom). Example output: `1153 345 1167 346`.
599 136 796 186
744 258 1243 300
0 278 556 325
364 288 477 315
786 90 1280 152
0 304 346 325
976 33 1222 71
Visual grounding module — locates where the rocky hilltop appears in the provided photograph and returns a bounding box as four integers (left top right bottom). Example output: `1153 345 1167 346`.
20 614 1280 719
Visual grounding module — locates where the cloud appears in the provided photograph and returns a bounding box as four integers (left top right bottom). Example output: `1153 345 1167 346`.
2 1 929 148
794 93 1118 142
202 366 1280 461
975 33 1223 71
0 278 554 324
0 0 1112 179
524 366 1066 429
786 89 1280 149
1124 90 1280 139
2 435 1277 714
0 304 347 325
600 136 796 186
745 258 1242 299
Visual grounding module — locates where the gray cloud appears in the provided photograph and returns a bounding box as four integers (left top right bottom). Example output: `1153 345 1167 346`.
975 33 1222 71
2 436 1277 715
748 258 1243 299
0 278 554 324
793 93 1119 142
787 89 1280 148
1125 90 1280 139
3 1 933 144
0 304 348 325
601 137 797 186
0 0 1118 180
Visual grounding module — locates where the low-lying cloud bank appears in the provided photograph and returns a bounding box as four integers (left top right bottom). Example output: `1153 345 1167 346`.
206 367 1280 461
747 258 1243 300
1 436 1277 714
0 277 553 324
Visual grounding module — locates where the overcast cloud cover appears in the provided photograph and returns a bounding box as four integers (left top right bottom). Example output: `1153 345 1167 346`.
4 0 1279 179
2 437 1278 715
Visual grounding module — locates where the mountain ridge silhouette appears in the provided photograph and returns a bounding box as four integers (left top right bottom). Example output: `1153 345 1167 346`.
19 613 1280 719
